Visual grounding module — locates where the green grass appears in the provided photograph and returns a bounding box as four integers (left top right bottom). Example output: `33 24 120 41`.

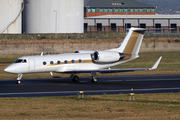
0 93 180 119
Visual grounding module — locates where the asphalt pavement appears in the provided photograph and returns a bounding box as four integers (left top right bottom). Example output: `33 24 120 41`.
0 74 180 97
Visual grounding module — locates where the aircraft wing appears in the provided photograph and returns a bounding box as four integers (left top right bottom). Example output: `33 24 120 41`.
63 56 162 74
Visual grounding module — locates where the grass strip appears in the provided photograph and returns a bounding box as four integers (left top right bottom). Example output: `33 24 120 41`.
0 93 180 119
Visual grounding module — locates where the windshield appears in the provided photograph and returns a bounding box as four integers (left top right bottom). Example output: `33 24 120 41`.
13 59 27 63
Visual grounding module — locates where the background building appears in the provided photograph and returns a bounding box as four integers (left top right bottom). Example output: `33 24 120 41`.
84 0 156 17
84 0 180 33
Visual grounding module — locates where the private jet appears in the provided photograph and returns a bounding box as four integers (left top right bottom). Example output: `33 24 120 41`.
4 28 163 84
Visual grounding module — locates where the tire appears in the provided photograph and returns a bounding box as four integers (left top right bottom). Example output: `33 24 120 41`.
16 80 21 84
91 78 98 83
72 76 79 82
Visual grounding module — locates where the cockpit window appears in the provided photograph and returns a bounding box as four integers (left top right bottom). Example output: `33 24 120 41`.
22 59 27 63
13 59 27 63
14 59 23 63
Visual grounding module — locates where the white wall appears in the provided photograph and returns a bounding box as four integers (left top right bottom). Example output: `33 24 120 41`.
0 0 22 34
24 0 84 33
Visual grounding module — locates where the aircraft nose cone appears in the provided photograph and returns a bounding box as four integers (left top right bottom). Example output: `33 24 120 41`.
4 66 16 73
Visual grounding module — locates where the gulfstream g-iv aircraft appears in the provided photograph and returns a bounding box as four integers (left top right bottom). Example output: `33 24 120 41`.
4 28 163 84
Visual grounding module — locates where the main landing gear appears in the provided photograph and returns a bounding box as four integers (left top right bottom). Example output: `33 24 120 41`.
16 74 23 84
71 74 79 82
71 72 98 83
91 72 98 83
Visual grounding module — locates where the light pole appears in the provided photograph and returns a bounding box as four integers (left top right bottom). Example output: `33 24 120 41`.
86 6 90 31
126 9 127 34
53 10 57 39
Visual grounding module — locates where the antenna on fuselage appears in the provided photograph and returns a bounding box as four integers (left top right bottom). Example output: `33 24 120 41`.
41 52 43 56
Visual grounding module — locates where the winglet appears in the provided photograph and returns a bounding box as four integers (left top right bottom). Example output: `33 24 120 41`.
149 56 162 70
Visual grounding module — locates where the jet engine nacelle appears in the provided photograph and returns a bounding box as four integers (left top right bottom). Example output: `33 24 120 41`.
92 51 125 63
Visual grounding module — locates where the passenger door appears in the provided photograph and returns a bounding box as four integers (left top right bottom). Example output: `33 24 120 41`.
28 59 35 71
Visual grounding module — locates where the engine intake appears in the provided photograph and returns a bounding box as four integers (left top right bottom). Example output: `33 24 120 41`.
92 51 125 63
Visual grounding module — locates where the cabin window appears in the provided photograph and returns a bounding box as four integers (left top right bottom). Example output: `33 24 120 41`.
43 61 47 65
78 59 82 63
64 60 68 64
115 9 118 12
57 61 61 64
71 60 75 63
50 61 54 65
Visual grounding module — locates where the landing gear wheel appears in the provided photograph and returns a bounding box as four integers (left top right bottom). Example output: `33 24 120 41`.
16 74 23 84
16 80 21 84
72 75 79 82
91 77 98 83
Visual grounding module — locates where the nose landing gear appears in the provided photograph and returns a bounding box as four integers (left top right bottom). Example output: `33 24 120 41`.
16 74 23 84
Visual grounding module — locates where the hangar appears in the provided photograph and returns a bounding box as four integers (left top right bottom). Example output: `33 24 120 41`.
84 0 180 33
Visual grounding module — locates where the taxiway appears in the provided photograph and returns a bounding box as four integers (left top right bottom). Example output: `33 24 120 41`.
0 74 180 97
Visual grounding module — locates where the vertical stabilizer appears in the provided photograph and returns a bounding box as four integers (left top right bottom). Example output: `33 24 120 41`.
109 28 172 55
110 28 145 55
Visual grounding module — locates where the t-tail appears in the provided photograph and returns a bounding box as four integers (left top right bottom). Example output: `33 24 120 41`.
110 28 145 56
110 27 172 56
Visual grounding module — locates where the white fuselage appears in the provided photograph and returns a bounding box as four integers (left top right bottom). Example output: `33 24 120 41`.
4 52 137 74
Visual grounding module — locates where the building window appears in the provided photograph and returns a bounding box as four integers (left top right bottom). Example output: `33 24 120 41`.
115 9 118 12
104 9 108 12
135 9 138 12
92 9 96 12
139 9 143 12
120 9 123 12
151 9 155 12
100 9 103 12
109 9 112 12
140 24 146 28
130 9 134 12
124 9 128 12
147 9 150 12
88 8 91 12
